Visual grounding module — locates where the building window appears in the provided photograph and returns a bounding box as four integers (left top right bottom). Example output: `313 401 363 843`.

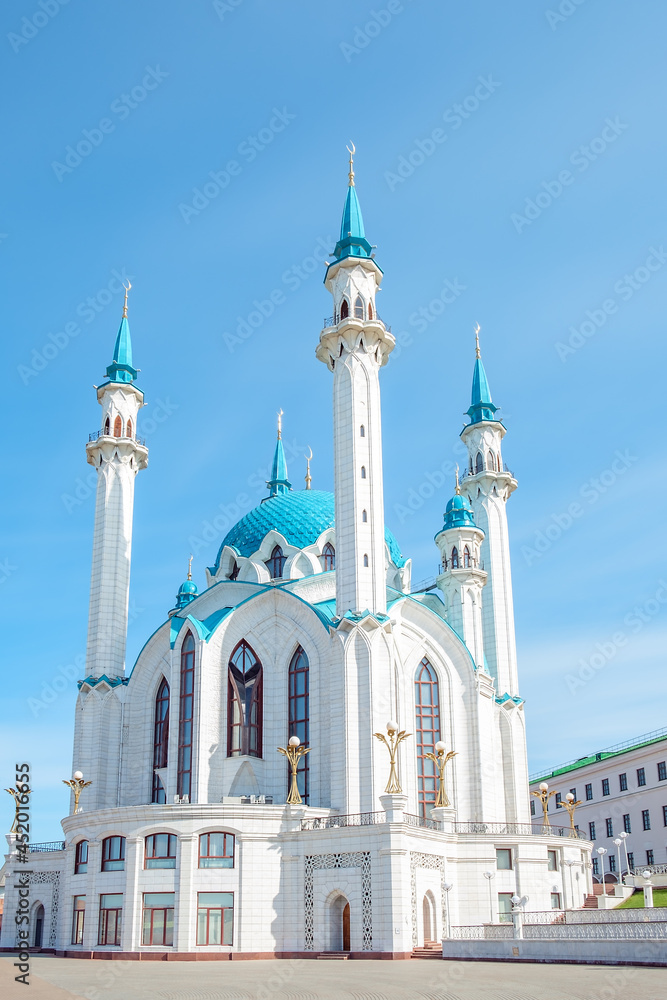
497 893 513 923
266 545 286 578
589 821 596 841
113 415 122 437
602 778 610 796
227 640 262 758
361 466 366 479
199 832 235 868
101 836 125 872
415 658 441 818
126 418 132 438
646 850 654 866
605 818 613 837
530 799 535 816
642 809 651 831
451 547 459 569
288 646 309 803
363 554 369 567
619 772 627 791
585 783 593 801
637 767 646 787
229 559 240 580
663 805 667 827
354 296 364 319
627 852 634 870
104 416 110 435
547 850 558 871
197 892 234 945
463 546 471 568
74 840 88 874
368 302 373 320
555 792 562 809
152 678 169 804
592 857 599 876
360 424 365 437
362 509 367 522
144 834 177 869
98 894 122 945
609 854 617 873
658 761 667 782
569 787 577 800
496 848 512 870
550 892 562 909
142 893 174 946
623 814 631 834
177 632 195 799
340 298 349 319
71 896 85 945
475 452 483 474
322 542 335 572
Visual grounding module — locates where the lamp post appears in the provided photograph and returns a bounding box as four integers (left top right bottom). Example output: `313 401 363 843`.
596 847 607 899
559 792 581 838
563 859 579 909
642 870 654 908
531 782 556 834
442 882 453 939
618 830 631 881
511 894 524 939
373 721 411 794
483 870 496 924
62 771 92 815
424 741 457 807
277 736 311 805
613 838 623 888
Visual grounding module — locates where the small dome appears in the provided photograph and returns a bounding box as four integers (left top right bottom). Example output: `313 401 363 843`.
175 578 198 609
441 493 477 531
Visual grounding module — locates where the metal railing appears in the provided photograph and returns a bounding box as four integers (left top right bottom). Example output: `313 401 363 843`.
301 810 440 831
460 463 514 481
88 430 146 446
631 862 667 876
323 314 391 333
454 821 589 840
28 841 65 852
403 813 440 831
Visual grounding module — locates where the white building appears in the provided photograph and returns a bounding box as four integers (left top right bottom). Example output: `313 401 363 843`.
530 728 667 883
1 156 591 960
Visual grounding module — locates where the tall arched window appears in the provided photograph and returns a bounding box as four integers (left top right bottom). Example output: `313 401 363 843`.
368 302 373 320
415 658 441 817
322 542 335 571
475 452 483 474
266 545 286 579
360 425 365 437
228 560 240 581
113 415 122 438
340 298 349 319
104 416 110 435
487 450 495 471
451 547 459 569
288 646 309 803
363 554 369 567
463 546 471 569
354 296 364 319
361 466 366 479
177 633 195 799
127 418 133 439
228 641 262 758
152 678 170 804
362 509 367 522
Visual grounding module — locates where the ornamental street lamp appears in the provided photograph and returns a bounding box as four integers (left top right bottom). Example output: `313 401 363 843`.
531 781 556 833
424 741 457 807
4 785 31 834
62 771 92 814
613 838 623 886
483 870 496 924
559 791 582 838
618 830 631 880
373 721 411 794
596 847 607 898
442 881 453 938
277 736 311 805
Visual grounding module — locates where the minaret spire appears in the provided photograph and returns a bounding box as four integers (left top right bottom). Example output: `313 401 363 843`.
305 447 312 490
266 411 291 497
347 141 355 186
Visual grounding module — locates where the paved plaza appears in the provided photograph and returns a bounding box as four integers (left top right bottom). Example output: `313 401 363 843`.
2 957 667 1000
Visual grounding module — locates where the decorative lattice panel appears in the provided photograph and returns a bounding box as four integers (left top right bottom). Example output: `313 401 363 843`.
304 852 372 951
410 851 447 948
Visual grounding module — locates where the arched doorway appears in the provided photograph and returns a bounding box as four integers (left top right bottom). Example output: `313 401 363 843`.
422 891 436 944
329 894 351 952
33 905 44 949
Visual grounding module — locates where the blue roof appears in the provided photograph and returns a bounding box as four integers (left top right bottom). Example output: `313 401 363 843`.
466 356 497 424
106 315 138 384
210 489 405 572
438 493 479 533
174 578 198 609
267 435 291 496
330 182 374 265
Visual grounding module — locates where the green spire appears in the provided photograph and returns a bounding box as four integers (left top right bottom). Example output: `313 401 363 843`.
266 410 291 496
332 143 373 263
467 327 497 424
106 283 138 383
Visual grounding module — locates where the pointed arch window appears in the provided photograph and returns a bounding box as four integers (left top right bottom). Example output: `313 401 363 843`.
361 466 366 479
463 546 471 569
368 302 373 320
487 450 495 471
266 545 286 579
363 554 369 567
126 418 133 439
360 425 365 437
322 542 335 571
288 646 309 803
475 452 483 474
152 678 170 804
227 641 262 758
228 560 240 581
177 633 195 799
340 298 349 319
354 296 364 319
113 415 122 438
451 547 459 569
104 416 110 436
415 658 442 818
362 509 367 523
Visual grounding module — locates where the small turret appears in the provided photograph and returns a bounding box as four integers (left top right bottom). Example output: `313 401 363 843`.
174 556 198 610
266 409 292 497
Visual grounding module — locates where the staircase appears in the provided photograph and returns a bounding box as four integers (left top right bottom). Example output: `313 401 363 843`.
412 942 442 959
316 952 350 960
583 894 599 908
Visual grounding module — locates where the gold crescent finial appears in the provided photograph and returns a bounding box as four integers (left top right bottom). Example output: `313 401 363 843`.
455 465 461 495
187 554 193 581
277 408 283 440
122 281 132 320
305 447 312 490
346 141 356 186
474 322 481 359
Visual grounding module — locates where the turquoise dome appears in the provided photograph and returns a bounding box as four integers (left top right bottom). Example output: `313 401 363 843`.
175 578 198 609
439 493 478 532
211 489 405 573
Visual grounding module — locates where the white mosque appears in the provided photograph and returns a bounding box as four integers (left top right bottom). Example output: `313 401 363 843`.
1 154 591 960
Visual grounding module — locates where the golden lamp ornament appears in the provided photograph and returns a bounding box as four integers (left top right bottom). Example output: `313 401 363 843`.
277 737 311 805
62 771 92 815
424 741 457 807
374 721 411 794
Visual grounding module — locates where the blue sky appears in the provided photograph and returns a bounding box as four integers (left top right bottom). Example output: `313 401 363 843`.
3 1 667 839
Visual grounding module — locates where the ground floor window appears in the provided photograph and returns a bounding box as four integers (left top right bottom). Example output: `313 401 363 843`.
71 896 85 944
196 891 234 945
142 892 175 946
98 894 122 946
497 893 513 923
550 892 562 909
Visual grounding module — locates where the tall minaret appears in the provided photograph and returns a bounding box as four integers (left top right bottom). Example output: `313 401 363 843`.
459 327 518 695
316 147 394 615
85 285 148 678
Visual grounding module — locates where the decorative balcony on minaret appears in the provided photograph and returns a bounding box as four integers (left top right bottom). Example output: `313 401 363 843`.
316 147 395 616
